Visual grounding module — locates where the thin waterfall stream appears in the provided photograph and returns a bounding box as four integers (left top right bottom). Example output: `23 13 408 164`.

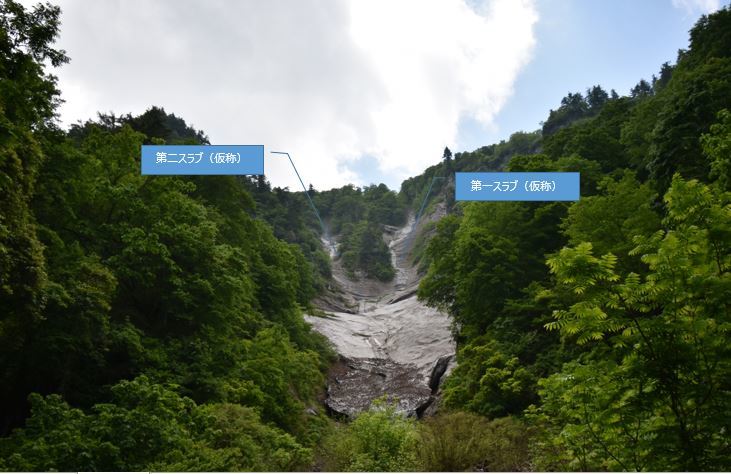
305 214 456 418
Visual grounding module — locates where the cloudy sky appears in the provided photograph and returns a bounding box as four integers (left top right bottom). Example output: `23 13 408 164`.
33 0 725 190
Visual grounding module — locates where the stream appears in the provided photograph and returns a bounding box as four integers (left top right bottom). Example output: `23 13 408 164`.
305 215 456 418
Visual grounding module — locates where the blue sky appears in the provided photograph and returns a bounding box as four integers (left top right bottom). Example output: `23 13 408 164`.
455 0 725 154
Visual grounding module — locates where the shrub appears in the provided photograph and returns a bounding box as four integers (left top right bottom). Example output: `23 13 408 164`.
418 411 533 472
320 399 419 471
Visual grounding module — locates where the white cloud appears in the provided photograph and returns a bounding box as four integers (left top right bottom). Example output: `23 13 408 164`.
49 0 537 190
671 0 722 15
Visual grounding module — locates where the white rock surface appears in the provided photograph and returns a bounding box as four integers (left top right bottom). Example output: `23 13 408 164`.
305 214 456 417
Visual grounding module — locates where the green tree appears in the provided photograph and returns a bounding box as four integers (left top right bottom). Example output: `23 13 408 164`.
703 108 731 190
442 336 536 417
536 176 731 471
443 145 453 174
562 170 661 272
542 91 590 136
321 400 419 472
630 79 653 98
0 377 312 471
0 0 67 434
586 84 609 110
339 220 395 281
646 8 731 190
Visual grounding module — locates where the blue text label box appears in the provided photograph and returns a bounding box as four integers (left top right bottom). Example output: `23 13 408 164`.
455 172 580 201
141 145 264 175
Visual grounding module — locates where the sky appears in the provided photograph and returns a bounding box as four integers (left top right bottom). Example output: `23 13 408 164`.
31 0 727 191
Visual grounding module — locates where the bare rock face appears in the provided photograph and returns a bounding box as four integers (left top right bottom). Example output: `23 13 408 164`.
305 211 456 418
325 357 432 418
429 354 455 393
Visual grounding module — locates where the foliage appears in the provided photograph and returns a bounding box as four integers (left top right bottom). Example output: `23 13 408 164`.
441 336 536 417
419 411 533 472
543 98 632 171
339 220 395 281
4 1 731 471
320 400 420 472
408 218 438 271
640 9 731 190
400 131 541 215
703 108 731 190
412 9 731 471
241 176 331 293
321 405 534 472
69 106 210 145
542 86 612 136
561 170 661 272
314 183 405 281
535 176 731 471
0 377 312 471
315 183 406 234
0 0 65 434
0 4 332 471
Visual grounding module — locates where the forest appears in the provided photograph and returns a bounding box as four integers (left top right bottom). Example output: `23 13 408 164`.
0 0 730 471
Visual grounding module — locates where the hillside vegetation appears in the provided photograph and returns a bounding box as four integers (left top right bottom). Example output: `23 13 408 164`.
413 7 731 471
0 0 730 471
0 2 332 470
